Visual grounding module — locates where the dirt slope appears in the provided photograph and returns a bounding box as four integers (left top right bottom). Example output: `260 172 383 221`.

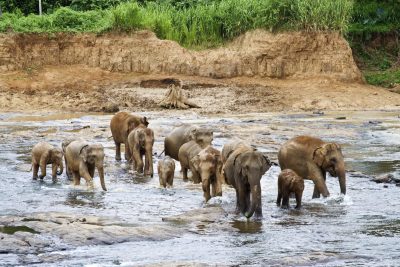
1 30 361 82
0 31 399 114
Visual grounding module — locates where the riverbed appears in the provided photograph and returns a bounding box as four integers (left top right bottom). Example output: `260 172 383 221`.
0 111 399 266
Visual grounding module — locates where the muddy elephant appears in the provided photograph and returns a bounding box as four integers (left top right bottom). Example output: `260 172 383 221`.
62 138 84 180
223 142 271 218
127 125 154 177
277 169 304 209
164 125 213 161
110 111 149 161
278 136 346 198
178 140 203 183
31 142 64 180
191 146 224 202
65 141 107 191
158 156 175 188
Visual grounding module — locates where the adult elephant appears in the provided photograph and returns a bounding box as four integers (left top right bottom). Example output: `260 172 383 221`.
127 125 154 177
278 136 346 198
223 141 271 219
31 142 64 180
164 125 213 161
65 141 107 191
110 111 149 161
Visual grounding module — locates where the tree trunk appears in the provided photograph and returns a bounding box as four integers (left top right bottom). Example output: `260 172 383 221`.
159 84 200 109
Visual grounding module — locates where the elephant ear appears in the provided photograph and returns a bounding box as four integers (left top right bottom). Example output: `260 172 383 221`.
191 155 201 171
313 145 328 167
141 117 149 127
261 153 272 174
79 145 89 163
233 154 243 182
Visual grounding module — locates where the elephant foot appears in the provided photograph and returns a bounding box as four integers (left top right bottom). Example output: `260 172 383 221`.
183 178 189 182
295 205 301 210
115 156 121 161
32 177 37 180
39 175 45 179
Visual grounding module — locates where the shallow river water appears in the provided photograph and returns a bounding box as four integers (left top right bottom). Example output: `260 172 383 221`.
0 110 400 266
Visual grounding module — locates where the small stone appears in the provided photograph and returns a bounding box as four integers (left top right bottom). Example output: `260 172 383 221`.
313 111 324 115
335 117 346 120
383 185 389 188
371 174 394 184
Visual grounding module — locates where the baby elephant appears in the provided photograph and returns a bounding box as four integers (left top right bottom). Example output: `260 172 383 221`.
127 125 155 177
157 156 175 188
277 169 304 209
31 142 64 180
191 146 223 202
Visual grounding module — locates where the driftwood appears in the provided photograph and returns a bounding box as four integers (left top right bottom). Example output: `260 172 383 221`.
159 84 200 109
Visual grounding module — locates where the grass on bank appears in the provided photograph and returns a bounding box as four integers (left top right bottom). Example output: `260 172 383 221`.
364 69 400 88
0 0 354 48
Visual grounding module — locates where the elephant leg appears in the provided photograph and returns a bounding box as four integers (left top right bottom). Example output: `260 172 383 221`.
312 172 329 198
295 191 303 209
234 188 240 214
281 190 290 209
238 186 248 215
115 142 121 161
202 178 211 202
125 143 131 161
51 164 58 181
32 164 39 180
182 164 188 181
88 165 95 178
276 189 282 207
72 171 81 186
39 162 47 179
212 176 222 197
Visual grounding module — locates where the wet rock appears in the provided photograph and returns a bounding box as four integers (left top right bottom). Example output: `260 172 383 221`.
335 116 346 120
384 185 389 188
313 111 324 115
162 206 226 224
371 174 395 184
368 120 382 125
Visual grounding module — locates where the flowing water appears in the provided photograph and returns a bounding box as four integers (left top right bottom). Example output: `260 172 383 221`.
0 111 399 266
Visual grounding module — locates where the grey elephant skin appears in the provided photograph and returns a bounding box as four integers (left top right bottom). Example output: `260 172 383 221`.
31 142 64 180
110 111 149 161
277 169 304 209
158 156 175 188
127 125 155 177
223 142 271 219
191 146 224 202
65 141 107 191
164 125 212 161
278 135 346 198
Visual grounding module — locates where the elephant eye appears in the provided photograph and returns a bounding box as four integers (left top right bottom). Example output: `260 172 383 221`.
331 157 337 163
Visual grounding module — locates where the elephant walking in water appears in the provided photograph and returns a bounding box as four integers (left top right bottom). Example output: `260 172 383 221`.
31 142 64 181
110 111 149 161
223 141 271 219
278 136 346 198
127 125 155 177
65 141 107 191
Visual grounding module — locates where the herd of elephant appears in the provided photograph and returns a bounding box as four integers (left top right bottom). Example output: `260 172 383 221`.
31 112 347 219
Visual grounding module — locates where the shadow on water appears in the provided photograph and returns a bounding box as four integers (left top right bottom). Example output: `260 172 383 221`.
231 220 263 234
64 191 106 209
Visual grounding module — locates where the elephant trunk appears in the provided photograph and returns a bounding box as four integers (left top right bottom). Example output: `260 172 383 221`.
57 161 63 175
245 184 262 219
145 147 153 177
97 166 107 191
338 167 346 195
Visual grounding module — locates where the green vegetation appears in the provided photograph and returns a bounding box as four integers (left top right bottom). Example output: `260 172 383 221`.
0 0 399 89
0 0 353 47
364 69 400 88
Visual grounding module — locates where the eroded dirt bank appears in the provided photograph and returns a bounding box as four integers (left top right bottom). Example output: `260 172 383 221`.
0 30 399 113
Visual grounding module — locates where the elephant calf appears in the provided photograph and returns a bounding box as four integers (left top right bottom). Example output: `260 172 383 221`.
62 138 84 180
158 156 175 188
65 141 107 191
191 146 223 202
277 169 304 209
127 125 155 177
31 142 64 180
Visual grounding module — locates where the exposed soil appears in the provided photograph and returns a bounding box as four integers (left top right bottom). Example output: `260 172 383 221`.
1 64 400 114
0 31 399 114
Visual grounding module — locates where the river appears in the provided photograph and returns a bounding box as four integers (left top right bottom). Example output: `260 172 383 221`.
0 111 399 266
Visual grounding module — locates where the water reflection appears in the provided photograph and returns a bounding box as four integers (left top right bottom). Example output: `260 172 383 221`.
231 220 263 234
